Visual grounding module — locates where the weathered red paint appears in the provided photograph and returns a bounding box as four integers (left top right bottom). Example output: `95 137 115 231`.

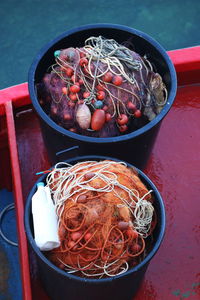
4 101 32 300
0 46 199 299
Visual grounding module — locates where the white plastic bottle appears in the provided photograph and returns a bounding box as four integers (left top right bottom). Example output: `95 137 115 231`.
32 182 60 251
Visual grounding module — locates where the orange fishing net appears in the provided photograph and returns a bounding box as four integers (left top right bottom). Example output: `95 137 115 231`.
46 160 156 278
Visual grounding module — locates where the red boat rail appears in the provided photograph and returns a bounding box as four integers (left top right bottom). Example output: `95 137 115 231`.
0 46 200 300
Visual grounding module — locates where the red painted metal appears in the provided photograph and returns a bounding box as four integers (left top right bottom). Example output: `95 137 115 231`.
168 46 200 85
0 83 30 116
168 46 200 73
0 46 200 300
139 83 200 300
4 101 32 300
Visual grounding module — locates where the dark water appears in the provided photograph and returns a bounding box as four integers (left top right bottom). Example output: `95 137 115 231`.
0 0 199 89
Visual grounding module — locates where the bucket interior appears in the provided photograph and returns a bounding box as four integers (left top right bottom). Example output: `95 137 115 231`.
34 25 173 94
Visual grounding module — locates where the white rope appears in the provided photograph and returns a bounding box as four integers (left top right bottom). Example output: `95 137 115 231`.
46 160 154 237
47 36 167 124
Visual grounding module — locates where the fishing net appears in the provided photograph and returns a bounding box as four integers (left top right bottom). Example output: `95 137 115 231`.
37 36 167 137
45 160 157 278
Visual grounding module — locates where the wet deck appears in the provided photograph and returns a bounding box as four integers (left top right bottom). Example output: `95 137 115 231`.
0 47 200 299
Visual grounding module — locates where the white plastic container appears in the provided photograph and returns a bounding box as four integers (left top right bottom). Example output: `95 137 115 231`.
31 182 60 251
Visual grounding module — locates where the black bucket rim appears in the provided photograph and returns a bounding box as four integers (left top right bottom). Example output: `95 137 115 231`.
28 23 177 144
24 155 166 283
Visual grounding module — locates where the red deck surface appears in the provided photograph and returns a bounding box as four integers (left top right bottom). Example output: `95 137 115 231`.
0 47 200 300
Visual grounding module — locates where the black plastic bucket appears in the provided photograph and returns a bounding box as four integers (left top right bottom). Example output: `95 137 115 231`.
24 155 165 300
28 24 177 169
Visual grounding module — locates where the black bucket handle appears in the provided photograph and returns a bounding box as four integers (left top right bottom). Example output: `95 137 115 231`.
56 145 79 162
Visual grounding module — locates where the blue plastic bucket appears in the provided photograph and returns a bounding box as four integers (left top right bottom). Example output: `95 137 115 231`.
28 24 177 169
24 155 165 300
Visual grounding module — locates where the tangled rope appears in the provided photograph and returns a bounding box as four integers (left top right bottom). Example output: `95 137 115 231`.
45 160 156 278
38 36 168 137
